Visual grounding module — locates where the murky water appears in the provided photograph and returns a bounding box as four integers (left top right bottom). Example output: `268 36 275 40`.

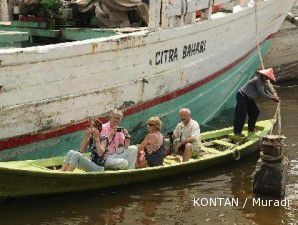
0 83 297 225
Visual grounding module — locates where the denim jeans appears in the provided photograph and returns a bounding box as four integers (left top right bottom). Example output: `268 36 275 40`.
64 150 104 172
105 146 138 170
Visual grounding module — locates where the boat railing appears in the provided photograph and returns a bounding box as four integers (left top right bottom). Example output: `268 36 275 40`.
148 0 262 31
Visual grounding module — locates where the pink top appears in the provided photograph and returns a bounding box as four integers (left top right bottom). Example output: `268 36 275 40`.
101 122 125 159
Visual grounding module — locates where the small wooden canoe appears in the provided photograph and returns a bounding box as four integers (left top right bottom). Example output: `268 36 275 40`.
0 120 274 198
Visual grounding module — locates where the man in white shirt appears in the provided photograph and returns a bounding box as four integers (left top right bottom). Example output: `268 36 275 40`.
172 108 201 162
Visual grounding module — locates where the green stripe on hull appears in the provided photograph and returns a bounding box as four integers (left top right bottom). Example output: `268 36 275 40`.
0 41 271 161
122 41 271 142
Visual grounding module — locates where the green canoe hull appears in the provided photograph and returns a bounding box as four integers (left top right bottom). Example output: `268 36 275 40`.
0 120 274 198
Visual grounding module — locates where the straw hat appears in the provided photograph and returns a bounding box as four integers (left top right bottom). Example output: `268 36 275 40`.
257 68 276 82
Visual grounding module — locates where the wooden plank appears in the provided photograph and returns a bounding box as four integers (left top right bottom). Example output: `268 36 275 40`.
149 0 162 31
11 21 48 29
0 24 60 38
0 31 29 43
0 30 29 48
214 0 232 5
201 146 221 154
212 140 234 147
165 0 232 18
165 0 208 18
61 28 117 41
0 2 12 21
0 24 131 41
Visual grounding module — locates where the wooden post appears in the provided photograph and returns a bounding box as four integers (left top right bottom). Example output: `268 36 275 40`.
161 0 170 29
253 135 288 197
0 0 11 21
184 0 196 25
149 0 162 31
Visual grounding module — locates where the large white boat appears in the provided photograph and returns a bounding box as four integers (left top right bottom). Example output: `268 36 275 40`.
264 1 298 81
0 0 295 161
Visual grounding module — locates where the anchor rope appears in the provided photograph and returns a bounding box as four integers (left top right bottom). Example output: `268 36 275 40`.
253 0 282 135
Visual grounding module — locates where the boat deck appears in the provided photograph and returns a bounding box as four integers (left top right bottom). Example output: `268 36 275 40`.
0 30 29 48
0 21 147 48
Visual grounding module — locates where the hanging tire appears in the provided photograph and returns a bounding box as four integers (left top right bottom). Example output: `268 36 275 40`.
233 149 241 160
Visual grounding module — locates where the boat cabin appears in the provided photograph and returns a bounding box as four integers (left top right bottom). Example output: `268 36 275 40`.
0 0 252 48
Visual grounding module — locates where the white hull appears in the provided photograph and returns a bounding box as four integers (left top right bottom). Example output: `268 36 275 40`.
0 0 295 142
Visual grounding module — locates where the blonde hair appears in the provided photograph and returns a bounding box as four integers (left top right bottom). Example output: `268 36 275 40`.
147 116 162 131
111 109 123 118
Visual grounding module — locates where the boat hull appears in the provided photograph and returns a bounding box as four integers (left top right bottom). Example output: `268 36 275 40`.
0 150 252 198
0 40 271 161
0 0 295 161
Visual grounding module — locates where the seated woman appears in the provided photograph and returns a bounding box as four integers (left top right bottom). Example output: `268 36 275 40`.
135 117 165 168
60 119 107 172
105 134 138 170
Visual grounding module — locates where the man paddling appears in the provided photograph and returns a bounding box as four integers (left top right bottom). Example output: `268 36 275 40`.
234 68 280 137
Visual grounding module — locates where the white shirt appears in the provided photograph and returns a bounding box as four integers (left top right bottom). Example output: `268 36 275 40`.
174 119 201 143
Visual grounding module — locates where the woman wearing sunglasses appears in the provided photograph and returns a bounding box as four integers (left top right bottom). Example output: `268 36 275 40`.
136 116 165 168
